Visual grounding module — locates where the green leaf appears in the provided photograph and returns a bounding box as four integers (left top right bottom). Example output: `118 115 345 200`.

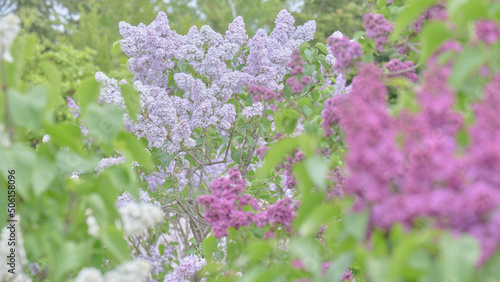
304 48 315 62
299 42 310 53
315 43 328 54
31 156 55 197
45 123 85 155
8 86 48 130
114 132 153 171
39 61 63 111
105 164 135 195
76 77 100 113
120 83 140 121
367 257 390 282
290 238 320 272
326 252 353 282
343 210 369 240
305 156 329 190
88 193 109 227
391 0 440 41
449 0 488 24
419 21 452 63
256 137 299 179
159 151 175 168
101 226 130 262
283 109 300 135
84 104 123 146
242 240 271 263
0 144 35 200
202 233 217 261
51 241 86 280
299 204 338 237
439 233 480 282
55 150 99 175
449 47 486 90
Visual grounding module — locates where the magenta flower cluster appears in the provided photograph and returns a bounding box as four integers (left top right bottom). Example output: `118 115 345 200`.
276 150 305 189
476 20 500 46
321 95 344 138
384 59 418 83
285 50 312 94
324 54 500 264
198 168 297 238
363 13 393 52
327 34 362 73
247 84 281 103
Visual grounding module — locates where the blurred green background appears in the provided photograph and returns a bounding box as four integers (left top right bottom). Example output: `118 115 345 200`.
1 0 366 92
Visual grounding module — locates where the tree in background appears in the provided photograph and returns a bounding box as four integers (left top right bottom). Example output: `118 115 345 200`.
292 0 367 43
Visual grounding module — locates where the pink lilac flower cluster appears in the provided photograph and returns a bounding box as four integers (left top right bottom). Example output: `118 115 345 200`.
325 46 500 264
198 168 297 238
384 59 418 83
247 84 281 103
476 20 500 46
285 50 312 94
321 95 344 138
276 150 305 189
327 34 362 73
198 167 260 237
363 13 394 52
327 167 346 199
410 3 447 35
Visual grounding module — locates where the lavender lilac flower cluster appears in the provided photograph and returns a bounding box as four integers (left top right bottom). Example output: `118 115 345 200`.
96 10 315 156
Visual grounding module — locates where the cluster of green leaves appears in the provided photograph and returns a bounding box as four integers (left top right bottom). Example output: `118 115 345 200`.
0 34 154 280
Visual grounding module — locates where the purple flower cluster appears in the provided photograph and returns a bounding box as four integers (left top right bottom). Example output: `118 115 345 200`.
198 168 297 238
198 168 260 237
163 255 206 281
411 4 447 35
66 96 80 118
328 50 500 264
384 59 418 83
138 245 174 276
363 13 394 52
321 95 344 138
248 84 281 103
285 50 312 94
276 150 305 189
476 20 500 46
261 197 296 231
327 34 362 73
97 10 315 155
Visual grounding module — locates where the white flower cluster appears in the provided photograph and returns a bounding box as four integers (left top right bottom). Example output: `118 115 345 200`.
118 202 164 236
0 14 21 62
85 209 100 237
75 259 151 282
